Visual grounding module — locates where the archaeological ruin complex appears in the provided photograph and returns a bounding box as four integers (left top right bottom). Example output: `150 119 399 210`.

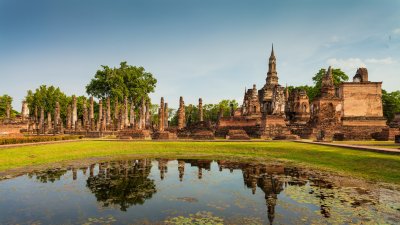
1 45 399 141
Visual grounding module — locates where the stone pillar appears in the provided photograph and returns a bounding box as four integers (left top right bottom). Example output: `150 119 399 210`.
66 105 72 130
47 112 52 130
21 101 29 122
6 102 11 119
106 97 111 127
158 97 165 132
114 98 119 121
98 99 103 131
139 98 145 129
218 105 224 121
40 107 45 127
130 102 135 128
124 96 129 128
199 98 203 122
82 99 88 130
34 106 38 123
89 96 94 130
72 95 77 129
164 102 169 129
145 101 151 129
178 96 185 129
101 108 107 132
54 102 60 132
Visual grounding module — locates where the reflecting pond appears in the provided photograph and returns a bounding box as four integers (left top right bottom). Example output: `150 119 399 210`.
0 159 399 224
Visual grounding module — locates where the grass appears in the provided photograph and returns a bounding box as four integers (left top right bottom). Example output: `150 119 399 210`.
0 140 399 184
335 141 400 149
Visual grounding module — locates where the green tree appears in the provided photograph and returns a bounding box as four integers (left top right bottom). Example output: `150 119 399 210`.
382 90 400 123
313 68 349 90
86 62 157 106
25 85 69 120
0 94 13 118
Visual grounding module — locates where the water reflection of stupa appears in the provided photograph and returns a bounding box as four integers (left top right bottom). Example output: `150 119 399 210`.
86 159 156 211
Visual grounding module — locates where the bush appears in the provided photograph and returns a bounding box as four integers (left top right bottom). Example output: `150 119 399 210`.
0 135 83 145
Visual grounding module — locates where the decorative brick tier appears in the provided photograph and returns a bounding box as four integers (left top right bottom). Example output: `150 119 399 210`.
152 131 177 140
226 129 250 140
118 130 152 140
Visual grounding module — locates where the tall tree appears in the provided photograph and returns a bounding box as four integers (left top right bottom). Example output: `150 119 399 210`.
0 94 13 118
86 62 157 106
25 85 69 120
382 90 400 123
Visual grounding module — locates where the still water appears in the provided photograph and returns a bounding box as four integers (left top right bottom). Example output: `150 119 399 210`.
0 159 399 224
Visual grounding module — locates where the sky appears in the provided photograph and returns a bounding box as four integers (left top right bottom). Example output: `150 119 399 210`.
1 0 399 110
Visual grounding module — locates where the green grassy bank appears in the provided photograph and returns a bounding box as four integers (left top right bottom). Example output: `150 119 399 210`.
1 140 399 184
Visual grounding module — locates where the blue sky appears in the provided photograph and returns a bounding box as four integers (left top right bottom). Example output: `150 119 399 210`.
1 0 399 110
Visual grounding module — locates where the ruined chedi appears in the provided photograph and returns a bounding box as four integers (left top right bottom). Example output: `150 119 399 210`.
199 98 203 122
158 97 165 132
72 95 77 129
178 96 186 129
164 102 169 129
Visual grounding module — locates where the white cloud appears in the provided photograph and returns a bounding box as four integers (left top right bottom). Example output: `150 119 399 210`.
393 28 400 34
326 58 366 71
365 57 396 65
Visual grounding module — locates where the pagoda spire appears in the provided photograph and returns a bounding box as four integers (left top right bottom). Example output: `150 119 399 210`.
266 44 278 85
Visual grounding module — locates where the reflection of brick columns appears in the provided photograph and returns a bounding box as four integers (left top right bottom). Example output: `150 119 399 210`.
178 160 185 182
164 102 168 129
72 95 77 129
178 96 185 129
199 98 203 122
130 102 135 128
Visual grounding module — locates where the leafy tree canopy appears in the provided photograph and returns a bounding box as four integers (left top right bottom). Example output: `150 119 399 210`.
86 62 157 106
382 90 400 123
25 85 69 119
0 94 13 118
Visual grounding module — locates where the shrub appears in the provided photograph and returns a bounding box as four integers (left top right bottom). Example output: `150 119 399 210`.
0 135 82 145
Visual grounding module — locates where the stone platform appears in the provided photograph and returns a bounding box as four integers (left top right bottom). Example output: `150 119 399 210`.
226 129 250 140
152 131 177 140
118 130 152 140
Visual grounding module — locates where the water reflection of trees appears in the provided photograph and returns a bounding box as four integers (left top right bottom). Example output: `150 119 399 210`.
86 159 156 211
28 168 68 183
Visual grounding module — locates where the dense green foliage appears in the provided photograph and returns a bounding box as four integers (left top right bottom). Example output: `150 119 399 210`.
382 90 400 123
25 85 70 119
0 141 399 184
86 62 157 106
0 94 14 118
170 99 239 125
